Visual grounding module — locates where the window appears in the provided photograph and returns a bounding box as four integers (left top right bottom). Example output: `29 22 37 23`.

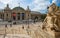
22 13 25 20
1 14 2 18
18 16 20 20
13 16 16 20
12 13 16 20
12 13 16 16
17 13 20 16
7 14 8 16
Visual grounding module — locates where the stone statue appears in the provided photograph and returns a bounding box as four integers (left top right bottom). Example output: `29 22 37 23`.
42 3 60 38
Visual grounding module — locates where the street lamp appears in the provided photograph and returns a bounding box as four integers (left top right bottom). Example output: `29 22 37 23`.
28 14 29 28
4 24 7 38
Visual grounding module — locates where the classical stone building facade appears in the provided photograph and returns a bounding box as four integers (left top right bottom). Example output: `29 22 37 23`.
0 4 41 21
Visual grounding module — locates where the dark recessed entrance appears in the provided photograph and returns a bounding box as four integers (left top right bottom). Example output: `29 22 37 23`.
35 16 38 20
12 13 16 20
22 13 25 20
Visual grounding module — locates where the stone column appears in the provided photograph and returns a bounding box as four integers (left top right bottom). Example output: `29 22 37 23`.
11 13 13 21
2 14 4 20
29 13 31 19
25 11 28 20
19 13 20 20
20 13 22 20
25 13 27 20
4 13 6 21
16 13 17 21
0 14 1 18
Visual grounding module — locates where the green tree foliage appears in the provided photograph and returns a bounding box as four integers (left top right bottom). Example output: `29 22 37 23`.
41 14 46 20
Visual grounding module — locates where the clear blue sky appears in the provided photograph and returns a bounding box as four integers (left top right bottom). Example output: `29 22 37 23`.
0 0 60 13
50 0 60 6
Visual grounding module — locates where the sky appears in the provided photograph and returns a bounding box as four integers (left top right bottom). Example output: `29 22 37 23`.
0 0 60 13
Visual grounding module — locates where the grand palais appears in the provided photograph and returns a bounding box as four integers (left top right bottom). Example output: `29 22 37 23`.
0 4 41 21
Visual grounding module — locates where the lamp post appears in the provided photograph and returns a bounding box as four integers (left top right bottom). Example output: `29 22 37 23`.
4 24 7 38
27 14 30 35
28 14 29 28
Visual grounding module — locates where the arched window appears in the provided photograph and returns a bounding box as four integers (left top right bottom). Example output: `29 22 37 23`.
17 13 20 20
12 13 16 20
12 13 16 17
22 13 25 20
1 14 2 19
7 14 8 16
